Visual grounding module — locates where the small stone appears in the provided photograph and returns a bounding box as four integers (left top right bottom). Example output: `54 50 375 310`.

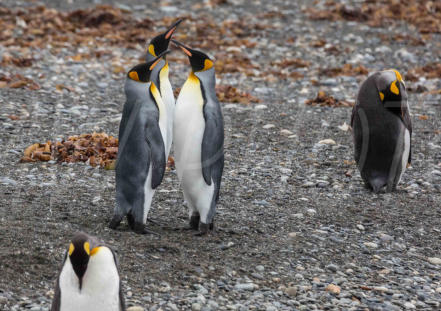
403 302 416 309
263 124 275 129
306 209 317 216
364 242 378 248
356 224 365 231
127 307 144 311
255 104 268 110
192 303 202 311
436 287 441 293
326 264 338 272
318 139 336 145
427 257 441 265
325 284 341 295
280 129 293 136
234 283 256 291
338 122 349 131
255 265 265 272
285 286 297 297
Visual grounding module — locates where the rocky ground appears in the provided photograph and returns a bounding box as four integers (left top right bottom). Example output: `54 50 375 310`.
1 0 441 310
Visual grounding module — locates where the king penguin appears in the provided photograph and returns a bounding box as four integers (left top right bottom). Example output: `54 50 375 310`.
351 69 412 193
51 232 125 311
109 50 170 234
172 40 224 235
145 19 182 158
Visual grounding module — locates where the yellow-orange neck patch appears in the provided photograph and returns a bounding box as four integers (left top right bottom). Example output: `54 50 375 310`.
392 69 403 82
379 92 385 101
90 246 101 256
129 71 140 81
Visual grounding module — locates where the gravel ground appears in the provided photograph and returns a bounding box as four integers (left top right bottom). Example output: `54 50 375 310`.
1 0 441 310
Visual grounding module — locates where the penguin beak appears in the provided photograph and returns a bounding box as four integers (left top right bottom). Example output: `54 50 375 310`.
149 50 171 70
164 19 183 40
171 39 193 57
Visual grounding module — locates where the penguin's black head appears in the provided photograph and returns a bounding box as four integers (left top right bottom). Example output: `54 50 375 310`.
68 233 91 286
147 19 182 60
171 39 214 72
127 50 171 82
375 69 406 109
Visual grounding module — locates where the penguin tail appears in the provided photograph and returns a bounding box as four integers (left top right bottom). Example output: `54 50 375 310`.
369 177 386 193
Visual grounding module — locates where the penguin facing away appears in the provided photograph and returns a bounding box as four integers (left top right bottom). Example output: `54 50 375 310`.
109 50 170 234
51 232 125 311
351 69 412 193
146 19 182 158
172 40 224 235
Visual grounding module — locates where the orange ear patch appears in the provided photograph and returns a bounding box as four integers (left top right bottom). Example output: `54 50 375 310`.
204 59 214 70
129 71 140 81
148 44 156 57
379 92 385 101
390 80 399 95
69 243 74 256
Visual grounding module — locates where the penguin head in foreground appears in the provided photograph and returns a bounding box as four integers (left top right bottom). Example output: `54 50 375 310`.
171 39 214 73
68 232 101 289
127 50 171 82
374 69 407 108
146 19 182 61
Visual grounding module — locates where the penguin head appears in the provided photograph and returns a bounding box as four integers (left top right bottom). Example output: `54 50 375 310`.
127 50 171 83
171 39 214 73
146 19 182 61
374 69 406 108
68 232 103 288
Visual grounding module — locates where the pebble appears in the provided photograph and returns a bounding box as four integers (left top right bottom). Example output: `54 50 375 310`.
427 257 441 265
284 286 297 297
192 303 202 311
126 307 144 311
0 177 17 186
255 265 265 272
317 138 336 145
325 284 341 295
364 242 378 248
263 124 275 129
234 283 256 291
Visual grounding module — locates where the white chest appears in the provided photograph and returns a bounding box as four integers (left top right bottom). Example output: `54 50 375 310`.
174 78 205 170
59 248 121 311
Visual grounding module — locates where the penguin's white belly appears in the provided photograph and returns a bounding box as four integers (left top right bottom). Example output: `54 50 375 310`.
161 78 175 158
59 248 120 311
398 128 410 183
174 88 214 221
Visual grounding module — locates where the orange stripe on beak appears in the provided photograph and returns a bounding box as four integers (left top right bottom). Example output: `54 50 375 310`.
179 46 192 57
165 27 177 39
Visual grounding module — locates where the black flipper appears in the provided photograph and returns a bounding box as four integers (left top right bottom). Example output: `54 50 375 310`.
50 251 67 311
146 89 166 189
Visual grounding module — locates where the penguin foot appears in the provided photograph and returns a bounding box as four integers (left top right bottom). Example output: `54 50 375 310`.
194 221 214 236
127 214 135 230
132 222 159 235
109 215 123 230
189 215 200 230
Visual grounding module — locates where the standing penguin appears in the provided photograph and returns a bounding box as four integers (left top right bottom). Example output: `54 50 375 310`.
145 19 182 157
51 232 125 311
172 40 224 235
109 50 170 234
351 69 412 193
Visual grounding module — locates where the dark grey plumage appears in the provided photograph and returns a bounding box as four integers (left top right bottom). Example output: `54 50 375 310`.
351 70 411 192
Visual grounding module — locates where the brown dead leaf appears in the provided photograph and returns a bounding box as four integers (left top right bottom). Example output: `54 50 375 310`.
320 64 369 77
305 91 354 108
419 115 429 120
8 115 19 120
216 84 261 104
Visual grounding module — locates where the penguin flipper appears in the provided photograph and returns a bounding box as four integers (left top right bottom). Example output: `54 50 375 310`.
145 120 166 189
201 105 224 186
400 99 412 165
51 251 67 311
